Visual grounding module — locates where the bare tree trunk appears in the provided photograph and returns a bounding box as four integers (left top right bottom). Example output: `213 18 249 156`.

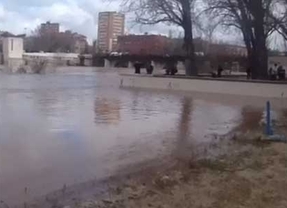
240 0 268 79
246 39 267 79
251 2 268 79
251 44 268 79
254 35 268 79
182 0 197 76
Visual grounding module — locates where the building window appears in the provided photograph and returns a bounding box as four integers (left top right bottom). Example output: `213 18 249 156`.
11 39 14 51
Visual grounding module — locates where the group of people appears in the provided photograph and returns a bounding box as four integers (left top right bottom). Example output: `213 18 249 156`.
210 65 224 78
133 61 286 81
134 62 154 75
134 61 179 75
246 64 286 80
164 61 178 75
269 63 286 80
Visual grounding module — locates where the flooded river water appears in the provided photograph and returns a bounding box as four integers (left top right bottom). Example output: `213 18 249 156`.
0 67 286 206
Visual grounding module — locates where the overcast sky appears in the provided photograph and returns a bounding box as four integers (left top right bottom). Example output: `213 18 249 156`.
3 0 274 48
0 0 179 42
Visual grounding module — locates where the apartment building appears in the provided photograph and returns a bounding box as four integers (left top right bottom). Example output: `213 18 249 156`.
40 21 60 34
97 12 125 53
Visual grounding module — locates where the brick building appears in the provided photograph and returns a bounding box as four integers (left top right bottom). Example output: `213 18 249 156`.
168 38 247 57
117 36 242 56
117 35 169 55
208 43 247 56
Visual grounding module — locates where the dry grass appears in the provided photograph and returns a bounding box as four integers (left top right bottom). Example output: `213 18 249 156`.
76 133 287 208
21 131 287 208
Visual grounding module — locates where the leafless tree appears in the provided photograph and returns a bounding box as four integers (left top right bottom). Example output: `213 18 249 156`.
205 0 279 79
195 15 222 54
115 0 198 76
270 0 287 41
25 27 74 53
31 60 47 74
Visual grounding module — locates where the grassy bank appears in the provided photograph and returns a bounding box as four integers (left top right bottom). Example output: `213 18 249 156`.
77 132 287 208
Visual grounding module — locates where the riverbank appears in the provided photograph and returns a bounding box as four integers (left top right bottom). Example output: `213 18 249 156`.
30 110 286 208
74 131 287 208
8 134 287 208
120 74 287 98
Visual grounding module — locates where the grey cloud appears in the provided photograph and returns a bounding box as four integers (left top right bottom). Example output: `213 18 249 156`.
0 0 61 12
0 0 171 42
0 0 241 45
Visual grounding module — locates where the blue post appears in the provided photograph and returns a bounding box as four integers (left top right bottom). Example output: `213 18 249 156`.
266 101 273 136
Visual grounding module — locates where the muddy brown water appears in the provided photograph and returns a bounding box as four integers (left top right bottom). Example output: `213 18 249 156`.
0 67 286 206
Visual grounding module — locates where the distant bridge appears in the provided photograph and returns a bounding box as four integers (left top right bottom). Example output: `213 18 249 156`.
94 54 247 72
95 54 185 68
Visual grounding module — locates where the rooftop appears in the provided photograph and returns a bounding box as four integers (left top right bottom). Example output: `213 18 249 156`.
0 31 25 38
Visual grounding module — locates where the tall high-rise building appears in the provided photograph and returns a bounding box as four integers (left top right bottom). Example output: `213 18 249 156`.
40 21 60 34
97 12 125 52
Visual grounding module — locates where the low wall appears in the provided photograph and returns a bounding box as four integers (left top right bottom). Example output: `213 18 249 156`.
120 74 287 98
4 58 23 73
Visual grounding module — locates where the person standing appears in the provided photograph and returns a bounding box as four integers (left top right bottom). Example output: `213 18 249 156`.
146 62 154 74
134 62 141 74
278 65 286 80
269 63 277 80
246 67 252 79
217 65 223 78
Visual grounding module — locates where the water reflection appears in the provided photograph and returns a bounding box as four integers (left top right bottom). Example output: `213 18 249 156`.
131 90 140 116
278 108 287 134
282 109 287 120
235 107 263 132
94 98 121 125
175 97 193 159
